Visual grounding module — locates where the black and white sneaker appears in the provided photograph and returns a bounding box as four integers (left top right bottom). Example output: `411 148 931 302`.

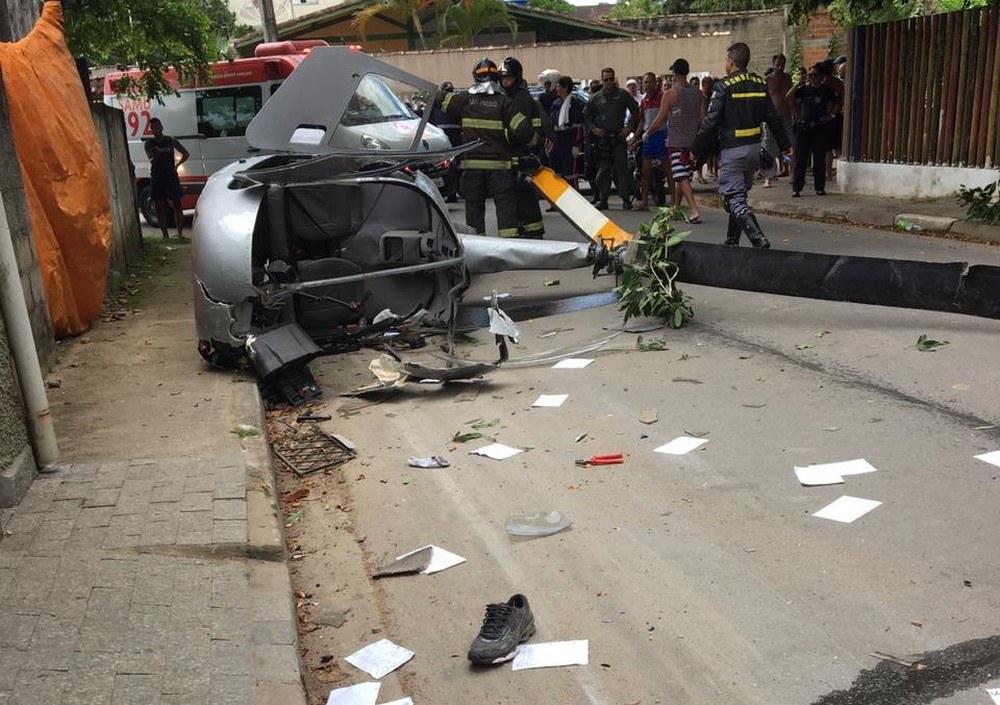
467 594 536 665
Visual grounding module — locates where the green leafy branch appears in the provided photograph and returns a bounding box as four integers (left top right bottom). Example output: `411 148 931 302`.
615 208 694 328
956 179 1000 226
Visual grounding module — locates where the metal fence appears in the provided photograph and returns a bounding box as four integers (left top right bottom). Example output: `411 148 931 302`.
845 5 1000 168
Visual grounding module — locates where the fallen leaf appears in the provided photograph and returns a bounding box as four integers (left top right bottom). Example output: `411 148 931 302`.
916 334 949 352
283 489 310 503
452 431 484 443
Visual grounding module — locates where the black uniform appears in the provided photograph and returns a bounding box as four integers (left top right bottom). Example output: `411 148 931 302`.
694 69 789 248
504 81 547 237
439 85 533 237
790 83 837 195
584 85 639 209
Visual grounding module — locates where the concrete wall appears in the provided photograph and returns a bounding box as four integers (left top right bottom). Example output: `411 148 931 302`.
0 73 55 373
377 33 733 88
92 104 144 280
0 210 35 508
616 8 793 77
0 0 38 43
838 161 1000 199
0 0 48 505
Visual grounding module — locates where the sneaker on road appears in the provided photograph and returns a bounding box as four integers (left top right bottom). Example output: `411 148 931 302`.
467 593 536 664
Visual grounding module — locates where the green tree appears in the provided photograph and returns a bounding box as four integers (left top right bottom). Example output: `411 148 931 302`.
605 0 667 20
793 0 988 24
527 0 577 13
63 0 240 99
438 0 517 48
353 0 451 49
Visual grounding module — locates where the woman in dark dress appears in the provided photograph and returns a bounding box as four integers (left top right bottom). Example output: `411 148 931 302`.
547 76 587 190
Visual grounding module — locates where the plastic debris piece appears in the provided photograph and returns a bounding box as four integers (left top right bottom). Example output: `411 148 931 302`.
639 409 658 425
505 509 573 537
488 306 520 343
407 455 450 468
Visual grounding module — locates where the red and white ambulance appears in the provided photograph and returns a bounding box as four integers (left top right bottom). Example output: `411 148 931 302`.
103 40 451 225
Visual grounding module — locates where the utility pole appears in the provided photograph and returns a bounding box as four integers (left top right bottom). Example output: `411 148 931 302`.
259 0 279 43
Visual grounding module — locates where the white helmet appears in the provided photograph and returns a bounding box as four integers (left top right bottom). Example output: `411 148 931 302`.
537 69 562 86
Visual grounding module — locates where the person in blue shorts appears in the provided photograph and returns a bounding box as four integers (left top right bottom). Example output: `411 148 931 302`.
631 72 668 210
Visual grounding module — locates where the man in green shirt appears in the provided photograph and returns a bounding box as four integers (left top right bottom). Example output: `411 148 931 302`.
584 67 639 210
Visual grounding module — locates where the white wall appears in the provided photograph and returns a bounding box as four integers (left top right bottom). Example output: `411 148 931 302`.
231 0 337 29
837 161 1000 200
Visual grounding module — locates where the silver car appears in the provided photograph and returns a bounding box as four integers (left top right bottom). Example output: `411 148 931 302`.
192 48 469 366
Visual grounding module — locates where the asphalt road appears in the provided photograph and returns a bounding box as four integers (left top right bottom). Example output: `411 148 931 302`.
277 200 1000 705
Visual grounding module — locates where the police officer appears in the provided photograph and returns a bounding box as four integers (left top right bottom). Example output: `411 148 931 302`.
437 58 534 238
584 67 640 211
693 42 790 249
499 56 547 238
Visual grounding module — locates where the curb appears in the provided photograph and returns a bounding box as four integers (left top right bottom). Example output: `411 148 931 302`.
233 381 308 705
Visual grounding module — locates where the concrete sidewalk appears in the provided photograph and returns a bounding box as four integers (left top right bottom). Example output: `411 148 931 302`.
0 245 304 705
692 174 1000 244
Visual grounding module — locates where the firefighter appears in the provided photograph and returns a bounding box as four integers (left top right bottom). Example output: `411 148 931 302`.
499 56 548 238
437 58 534 238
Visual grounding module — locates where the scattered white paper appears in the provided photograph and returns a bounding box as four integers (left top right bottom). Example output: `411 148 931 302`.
533 394 569 408
470 443 524 460
325 681 380 705
813 495 882 523
383 699 414 705
654 436 708 455
512 640 589 671
345 639 414 680
985 687 1000 704
552 358 593 369
395 545 466 575
794 459 878 486
974 450 1000 468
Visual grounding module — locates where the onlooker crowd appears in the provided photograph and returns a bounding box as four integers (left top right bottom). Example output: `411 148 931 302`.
430 44 847 243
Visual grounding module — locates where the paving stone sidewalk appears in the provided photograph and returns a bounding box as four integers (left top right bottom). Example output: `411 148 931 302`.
0 246 304 705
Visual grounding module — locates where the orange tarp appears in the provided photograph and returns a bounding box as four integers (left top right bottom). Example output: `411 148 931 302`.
0 1 112 336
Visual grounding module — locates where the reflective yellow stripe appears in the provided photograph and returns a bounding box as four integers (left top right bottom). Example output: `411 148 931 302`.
461 158 512 169
463 118 504 130
734 126 762 137
530 118 542 127
521 221 544 233
498 227 520 238
442 93 454 111
731 92 767 98
510 113 526 130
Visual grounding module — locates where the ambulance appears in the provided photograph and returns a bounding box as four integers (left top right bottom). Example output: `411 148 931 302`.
103 40 452 225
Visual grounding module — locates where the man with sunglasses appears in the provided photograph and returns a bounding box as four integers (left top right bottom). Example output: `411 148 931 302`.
693 42 790 249
584 67 640 210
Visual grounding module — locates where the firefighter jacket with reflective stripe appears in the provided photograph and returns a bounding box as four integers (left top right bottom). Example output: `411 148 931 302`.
693 69 790 155
438 86 533 170
503 82 550 156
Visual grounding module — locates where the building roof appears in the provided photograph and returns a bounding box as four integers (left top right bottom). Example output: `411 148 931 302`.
233 0 652 56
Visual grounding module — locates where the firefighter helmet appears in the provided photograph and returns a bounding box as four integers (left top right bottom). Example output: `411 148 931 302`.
499 56 523 82
472 57 498 83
